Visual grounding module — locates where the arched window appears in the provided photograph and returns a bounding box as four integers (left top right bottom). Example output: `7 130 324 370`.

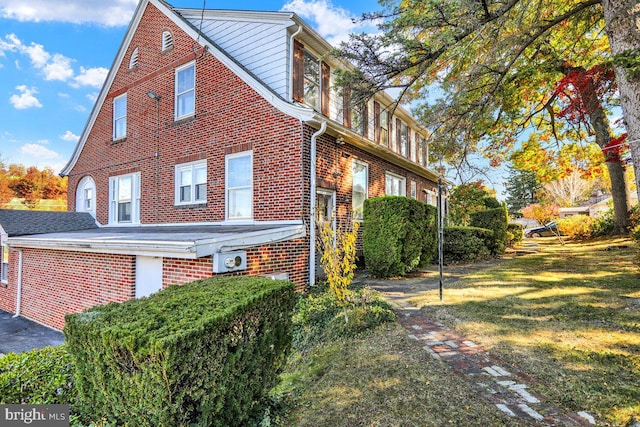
129 47 139 69
162 31 173 51
76 176 96 218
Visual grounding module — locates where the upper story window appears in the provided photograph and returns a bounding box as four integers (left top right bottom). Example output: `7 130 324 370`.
417 136 424 166
385 172 406 197
410 181 417 199
109 172 140 224
113 93 127 140
226 151 253 220
293 40 331 115
162 31 173 51
175 161 207 205
129 47 139 69
76 176 96 218
1 241 8 283
175 62 195 120
400 122 408 158
352 160 368 220
380 109 389 147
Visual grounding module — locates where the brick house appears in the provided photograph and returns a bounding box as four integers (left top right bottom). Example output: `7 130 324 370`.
0 0 443 331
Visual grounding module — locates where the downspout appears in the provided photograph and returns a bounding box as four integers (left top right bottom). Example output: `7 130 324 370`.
288 24 302 101
309 120 327 286
9 246 23 318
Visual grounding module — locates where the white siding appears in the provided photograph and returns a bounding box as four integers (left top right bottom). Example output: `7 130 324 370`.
192 18 290 98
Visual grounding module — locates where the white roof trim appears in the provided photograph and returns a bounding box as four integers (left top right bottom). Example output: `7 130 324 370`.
8 224 306 258
61 0 314 176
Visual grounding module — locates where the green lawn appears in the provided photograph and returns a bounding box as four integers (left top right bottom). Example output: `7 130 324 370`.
409 237 640 426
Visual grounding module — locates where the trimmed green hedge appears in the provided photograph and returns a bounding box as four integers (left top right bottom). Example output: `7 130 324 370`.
444 226 493 262
363 196 436 277
0 345 74 405
506 223 524 247
64 276 296 427
470 206 508 254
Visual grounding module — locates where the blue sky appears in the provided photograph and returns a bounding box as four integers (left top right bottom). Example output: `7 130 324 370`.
0 0 378 173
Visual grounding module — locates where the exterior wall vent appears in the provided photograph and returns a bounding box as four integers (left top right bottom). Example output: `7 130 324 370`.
129 47 139 69
162 31 173 51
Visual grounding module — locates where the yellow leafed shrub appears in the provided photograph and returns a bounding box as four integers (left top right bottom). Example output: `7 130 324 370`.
557 215 595 240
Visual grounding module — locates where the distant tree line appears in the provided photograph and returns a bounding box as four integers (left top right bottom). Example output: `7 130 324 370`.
0 161 67 209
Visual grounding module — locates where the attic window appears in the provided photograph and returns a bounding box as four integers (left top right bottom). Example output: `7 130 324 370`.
129 47 139 69
162 31 173 51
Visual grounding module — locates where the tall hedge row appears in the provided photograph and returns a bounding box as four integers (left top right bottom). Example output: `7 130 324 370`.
443 226 494 262
363 196 437 277
64 277 296 427
469 206 509 254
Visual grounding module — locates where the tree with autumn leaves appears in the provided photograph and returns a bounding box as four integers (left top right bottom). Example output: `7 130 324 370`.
0 161 67 210
334 0 640 234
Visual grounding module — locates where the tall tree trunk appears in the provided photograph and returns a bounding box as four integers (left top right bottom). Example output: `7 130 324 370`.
567 65 631 233
602 0 640 204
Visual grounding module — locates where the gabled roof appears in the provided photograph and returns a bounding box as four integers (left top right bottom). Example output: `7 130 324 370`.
0 209 98 237
60 0 317 177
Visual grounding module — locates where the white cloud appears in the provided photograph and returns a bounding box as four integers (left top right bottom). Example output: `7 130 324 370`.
0 0 137 27
43 53 74 81
74 104 87 113
281 0 361 45
72 66 108 88
58 92 70 98
86 92 99 102
9 85 42 109
60 130 80 142
20 143 60 159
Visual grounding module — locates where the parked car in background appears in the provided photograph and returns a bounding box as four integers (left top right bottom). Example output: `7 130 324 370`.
525 221 559 238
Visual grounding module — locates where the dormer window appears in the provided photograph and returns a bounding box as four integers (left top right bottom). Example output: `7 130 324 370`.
162 31 173 51
129 47 139 69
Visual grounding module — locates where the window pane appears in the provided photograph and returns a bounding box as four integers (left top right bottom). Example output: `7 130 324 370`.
180 185 191 202
195 183 206 201
229 188 251 218
118 202 131 222
119 176 132 201
114 96 126 117
228 155 252 187
303 51 319 83
180 169 192 186
114 118 126 139
195 166 206 184
2 246 8 264
177 91 195 117
177 66 194 93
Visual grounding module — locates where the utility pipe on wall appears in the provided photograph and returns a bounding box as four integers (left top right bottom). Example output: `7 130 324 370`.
309 120 327 286
9 246 23 318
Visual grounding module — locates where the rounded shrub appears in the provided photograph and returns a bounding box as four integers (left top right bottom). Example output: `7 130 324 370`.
557 215 595 240
443 226 493 262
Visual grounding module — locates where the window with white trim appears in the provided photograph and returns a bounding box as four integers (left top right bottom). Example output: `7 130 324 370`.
1 241 8 283
113 93 127 140
410 181 417 199
175 161 207 205
352 159 368 220
109 172 141 224
385 172 406 196
175 62 195 119
303 50 320 110
400 122 408 157
76 176 96 218
226 151 253 220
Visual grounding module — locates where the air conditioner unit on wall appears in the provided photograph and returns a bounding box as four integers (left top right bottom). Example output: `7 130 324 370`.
213 251 247 273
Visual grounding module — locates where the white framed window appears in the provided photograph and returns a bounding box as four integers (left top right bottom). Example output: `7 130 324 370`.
400 122 408 157
175 161 207 205
76 176 96 218
410 181 417 199
380 110 388 147
175 62 195 119
1 241 8 283
352 160 368 220
303 50 320 110
109 172 141 224
113 93 127 140
226 151 253 220
385 172 406 196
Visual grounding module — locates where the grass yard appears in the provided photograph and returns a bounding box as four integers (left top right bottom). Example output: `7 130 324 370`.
409 237 640 426
273 322 518 426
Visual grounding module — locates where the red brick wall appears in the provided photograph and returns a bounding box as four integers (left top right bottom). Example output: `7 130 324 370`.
163 238 309 291
66 2 304 225
18 249 135 330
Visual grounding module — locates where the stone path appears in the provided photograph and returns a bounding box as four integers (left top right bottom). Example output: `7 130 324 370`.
362 244 597 426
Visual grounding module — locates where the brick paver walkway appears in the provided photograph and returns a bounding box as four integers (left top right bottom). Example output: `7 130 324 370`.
362 249 597 426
